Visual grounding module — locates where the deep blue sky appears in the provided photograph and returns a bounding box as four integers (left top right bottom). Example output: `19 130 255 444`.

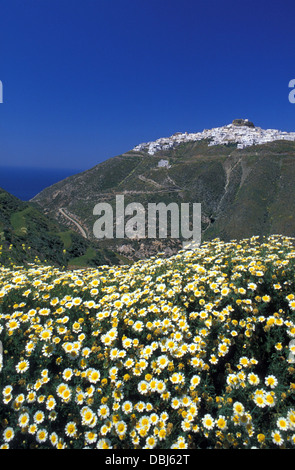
1 0 295 170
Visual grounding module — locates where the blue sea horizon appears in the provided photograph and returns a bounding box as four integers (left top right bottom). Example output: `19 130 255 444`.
0 166 83 201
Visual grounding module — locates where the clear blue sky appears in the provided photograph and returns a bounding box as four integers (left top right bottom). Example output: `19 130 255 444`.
1 0 295 170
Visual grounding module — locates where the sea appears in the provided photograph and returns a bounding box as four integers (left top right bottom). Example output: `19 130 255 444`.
0 166 83 201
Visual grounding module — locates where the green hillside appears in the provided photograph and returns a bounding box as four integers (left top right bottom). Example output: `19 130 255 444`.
31 139 295 259
0 187 122 267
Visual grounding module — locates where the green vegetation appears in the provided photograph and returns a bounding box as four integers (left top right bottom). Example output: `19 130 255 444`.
31 140 295 257
0 188 122 268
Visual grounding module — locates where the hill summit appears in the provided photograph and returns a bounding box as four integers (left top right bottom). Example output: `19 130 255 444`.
133 119 295 154
232 118 255 128
30 118 295 262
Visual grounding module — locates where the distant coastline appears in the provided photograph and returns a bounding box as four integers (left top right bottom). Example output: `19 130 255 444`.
0 166 82 201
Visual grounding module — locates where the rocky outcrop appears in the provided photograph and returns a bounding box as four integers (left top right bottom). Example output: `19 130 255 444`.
232 119 255 128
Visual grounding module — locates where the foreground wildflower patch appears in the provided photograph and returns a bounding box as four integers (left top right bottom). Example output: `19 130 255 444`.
1 235 295 449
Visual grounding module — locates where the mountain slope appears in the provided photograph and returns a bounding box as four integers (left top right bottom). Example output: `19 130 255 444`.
0 187 123 267
31 121 295 259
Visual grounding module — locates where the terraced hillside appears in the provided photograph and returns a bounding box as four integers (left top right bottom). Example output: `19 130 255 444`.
31 139 295 259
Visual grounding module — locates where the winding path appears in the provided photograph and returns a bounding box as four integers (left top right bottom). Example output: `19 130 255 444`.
59 208 88 239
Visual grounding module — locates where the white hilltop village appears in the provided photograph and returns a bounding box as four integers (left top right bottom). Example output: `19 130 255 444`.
132 119 295 155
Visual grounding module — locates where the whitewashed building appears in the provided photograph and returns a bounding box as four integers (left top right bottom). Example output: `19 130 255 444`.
157 159 171 168
132 120 295 155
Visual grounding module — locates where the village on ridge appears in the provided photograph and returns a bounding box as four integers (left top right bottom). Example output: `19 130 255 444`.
132 119 295 156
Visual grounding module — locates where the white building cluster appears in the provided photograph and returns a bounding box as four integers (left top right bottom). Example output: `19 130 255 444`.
157 159 171 168
132 120 295 155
